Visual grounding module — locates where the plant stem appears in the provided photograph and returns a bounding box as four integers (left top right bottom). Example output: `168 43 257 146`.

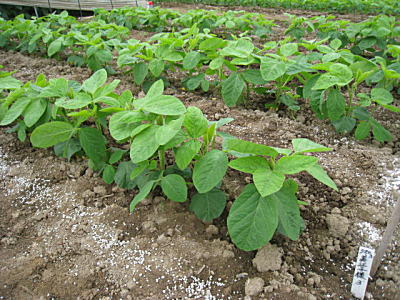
158 149 165 170
268 157 275 170
347 84 354 116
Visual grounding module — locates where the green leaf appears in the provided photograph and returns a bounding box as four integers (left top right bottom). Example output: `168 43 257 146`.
214 117 234 128
376 103 400 113
253 168 285 197
275 155 318 174
79 127 106 163
102 165 116 184
0 76 21 89
329 63 353 86
48 38 63 57
306 164 338 191
53 138 81 161
199 37 226 51
94 79 120 99
31 121 74 148
82 69 107 95
0 97 31 126
280 43 298 57
175 140 201 170
22 99 47 127
131 123 152 137
241 69 267 85
209 57 224 70
17 121 26 141
130 180 154 212
133 62 148 85
145 79 164 98
183 51 201 70
371 88 393 104
227 139 278 157
371 121 392 142
228 156 269 174
55 93 92 109
332 116 356 133
141 95 186 116
355 121 371 140
271 147 292 156
109 111 146 141
130 161 147 180
227 184 278 251
274 180 303 240
161 174 187 202
161 130 187 150
130 126 160 163
149 59 164 77
220 39 254 58
312 74 339 90
330 39 342 50
184 73 204 91
183 106 208 138
193 150 228 193
326 88 346 121
109 149 126 164
40 78 69 98
155 116 184 145
114 161 137 189
292 138 332 153
190 189 226 222
260 58 286 81
221 72 245 107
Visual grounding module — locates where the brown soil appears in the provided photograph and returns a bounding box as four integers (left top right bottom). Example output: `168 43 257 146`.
0 36 399 300
159 2 372 22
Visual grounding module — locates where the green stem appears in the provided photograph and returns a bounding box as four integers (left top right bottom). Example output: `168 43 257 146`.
158 149 166 171
347 84 355 116
268 157 275 170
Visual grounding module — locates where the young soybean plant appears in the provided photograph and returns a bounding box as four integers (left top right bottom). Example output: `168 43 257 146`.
226 138 338 251
108 79 231 220
26 69 121 168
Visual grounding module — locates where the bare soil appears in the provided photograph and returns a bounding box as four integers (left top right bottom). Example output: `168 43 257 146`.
0 17 399 300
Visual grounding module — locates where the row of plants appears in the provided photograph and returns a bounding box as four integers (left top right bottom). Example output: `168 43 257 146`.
284 14 400 58
93 6 400 59
115 28 400 143
157 0 400 15
1 12 398 143
0 67 338 251
94 6 276 38
0 11 129 72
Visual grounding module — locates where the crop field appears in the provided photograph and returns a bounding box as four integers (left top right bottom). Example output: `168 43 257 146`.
0 2 399 299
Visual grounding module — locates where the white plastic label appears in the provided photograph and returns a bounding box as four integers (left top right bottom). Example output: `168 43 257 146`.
351 246 375 299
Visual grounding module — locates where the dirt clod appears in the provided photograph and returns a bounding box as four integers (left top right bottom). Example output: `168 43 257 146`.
245 277 265 296
252 243 283 272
